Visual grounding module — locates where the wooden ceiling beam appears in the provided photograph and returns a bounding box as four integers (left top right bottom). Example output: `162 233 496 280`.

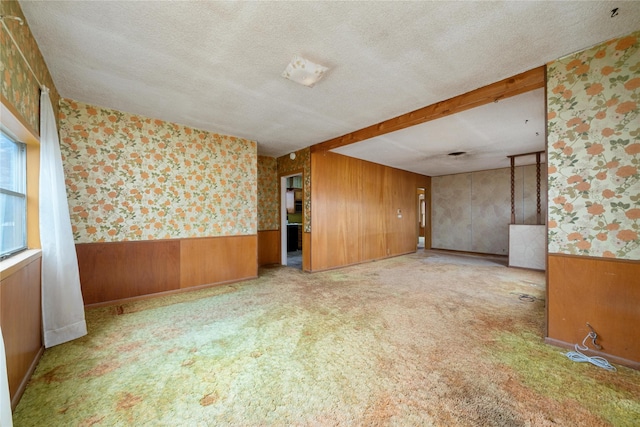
311 66 545 153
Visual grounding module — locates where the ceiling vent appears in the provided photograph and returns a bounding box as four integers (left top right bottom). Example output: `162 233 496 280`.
282 55 328 88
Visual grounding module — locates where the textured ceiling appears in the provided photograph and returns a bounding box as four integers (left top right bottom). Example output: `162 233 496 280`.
20 1 640 172
334 88 547 176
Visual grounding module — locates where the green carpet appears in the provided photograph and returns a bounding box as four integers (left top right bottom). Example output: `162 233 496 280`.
13 251 640 426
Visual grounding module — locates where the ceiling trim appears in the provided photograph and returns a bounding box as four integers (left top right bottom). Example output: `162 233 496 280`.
311 66 545 153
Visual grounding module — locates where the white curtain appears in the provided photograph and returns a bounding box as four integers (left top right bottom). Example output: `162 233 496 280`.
0 327 12 427
39 87 87 348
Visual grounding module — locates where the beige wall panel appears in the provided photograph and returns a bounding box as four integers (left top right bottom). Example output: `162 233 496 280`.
471 168 511 254
432 173 472 251
433 165 545 255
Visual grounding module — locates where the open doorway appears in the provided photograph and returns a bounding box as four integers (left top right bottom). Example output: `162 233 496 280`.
280 173 303 269
417 188 426 249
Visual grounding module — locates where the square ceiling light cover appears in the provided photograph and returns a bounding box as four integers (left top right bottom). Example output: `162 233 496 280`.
282 55 328 88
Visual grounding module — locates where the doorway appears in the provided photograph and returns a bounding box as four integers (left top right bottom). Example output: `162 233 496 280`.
280 173 303 268
417 188 427 249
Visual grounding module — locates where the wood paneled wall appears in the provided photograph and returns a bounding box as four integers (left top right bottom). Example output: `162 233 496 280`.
310 151 430 271
0 254 43 409
77 240 180 304
547 254 640 366
77 235 257 305
258 230 280 266
180 236 257 287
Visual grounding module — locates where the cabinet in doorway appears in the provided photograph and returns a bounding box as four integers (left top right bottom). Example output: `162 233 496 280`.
287 224 299 251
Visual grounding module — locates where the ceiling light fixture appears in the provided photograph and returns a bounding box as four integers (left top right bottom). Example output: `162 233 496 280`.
282 55 328 88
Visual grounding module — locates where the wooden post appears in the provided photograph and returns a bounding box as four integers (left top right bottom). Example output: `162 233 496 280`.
510 156 515 224
536 152 541 225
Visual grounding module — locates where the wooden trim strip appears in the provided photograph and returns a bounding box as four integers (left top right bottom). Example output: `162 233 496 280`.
74 233 259 247
545 337 639 371
430 248 508 259
11 345 44 410
548 252 639 265
311 66 545 153
507 150 545 159
0 249 41 280
84 276 258 309
0 95 40 141
309 251 417 274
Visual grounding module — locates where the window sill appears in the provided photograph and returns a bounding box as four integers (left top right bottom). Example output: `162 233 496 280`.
0 249 42 281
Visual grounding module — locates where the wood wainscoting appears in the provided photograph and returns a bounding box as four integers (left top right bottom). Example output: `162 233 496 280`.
547 254 640 367
0 251 43 409
310 151 430 271
77 235 257 305
258 230 280 266
180 236 257 288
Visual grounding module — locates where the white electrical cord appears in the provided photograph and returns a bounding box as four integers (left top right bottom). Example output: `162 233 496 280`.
566 331 616 371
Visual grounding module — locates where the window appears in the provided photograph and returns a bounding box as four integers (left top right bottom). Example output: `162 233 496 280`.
0 129 27 259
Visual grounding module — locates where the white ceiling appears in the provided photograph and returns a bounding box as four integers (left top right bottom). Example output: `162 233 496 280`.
334 88 547 176
19 1 640 175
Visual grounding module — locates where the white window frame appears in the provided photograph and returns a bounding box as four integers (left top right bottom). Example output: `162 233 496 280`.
0 128 27 260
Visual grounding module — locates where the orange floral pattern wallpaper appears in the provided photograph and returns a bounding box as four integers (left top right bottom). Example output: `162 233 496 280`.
1 0 60 134
59 99 257 243
257 155 279 230
278 147 311 232
547 30 639 259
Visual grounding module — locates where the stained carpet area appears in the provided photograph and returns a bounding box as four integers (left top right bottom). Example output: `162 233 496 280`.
13 251 640 426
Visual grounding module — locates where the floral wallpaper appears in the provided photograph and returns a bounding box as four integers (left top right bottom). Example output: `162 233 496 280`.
257 155 279 230
0 0 60 134
547 30 639 260
432 165 546 255
59 99 257 243
278 147 311 232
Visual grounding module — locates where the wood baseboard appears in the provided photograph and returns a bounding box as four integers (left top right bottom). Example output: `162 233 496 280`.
430 248 509 259
507 263 545 272
84 275 258 309
309 250 415 273
11 345 44 410
545 337 639 371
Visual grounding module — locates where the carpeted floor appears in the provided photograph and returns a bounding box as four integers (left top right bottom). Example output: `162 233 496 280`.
287 250 303 269
13 251 640 426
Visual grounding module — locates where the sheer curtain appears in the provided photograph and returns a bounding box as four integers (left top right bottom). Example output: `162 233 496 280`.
39 87 87 348
0 327 12 427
